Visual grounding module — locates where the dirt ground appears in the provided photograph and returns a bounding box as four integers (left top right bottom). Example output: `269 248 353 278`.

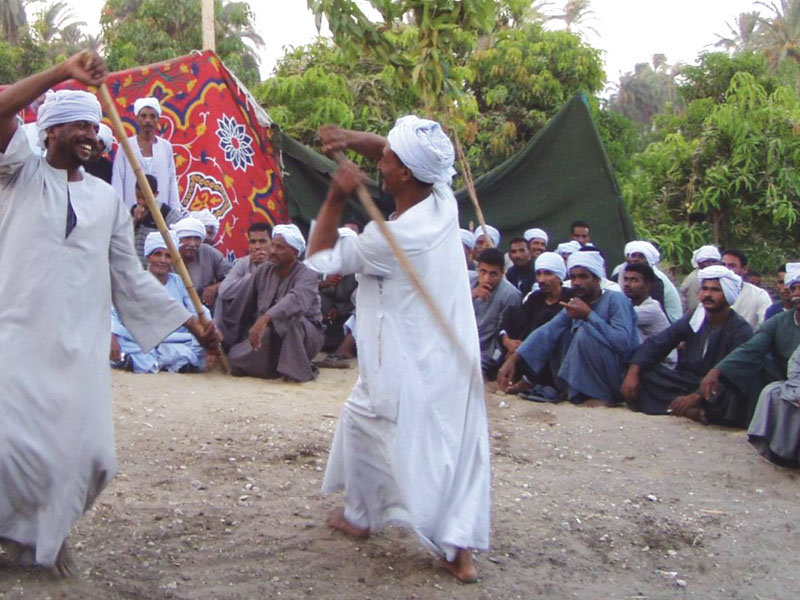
1 365 798 600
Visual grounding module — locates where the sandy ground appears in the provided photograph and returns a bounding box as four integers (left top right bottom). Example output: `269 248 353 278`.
1 364 799 600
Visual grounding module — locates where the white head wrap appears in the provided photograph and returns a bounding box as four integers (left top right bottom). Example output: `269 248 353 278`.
567 250 606 280
784 262 800 288
96 123 114 151
472 225 500 248
144 231 178 257
191 209 220 238
624 240 660 266
691 245 721 269
272 224 306 255
698 265 742 306
133 97 162 117
460 229 475 249
172 217 206 240
524 228 549 245
36 90 101 140
556 240 582 258
535 251 567 281
337 227 357 239
386 115 456 184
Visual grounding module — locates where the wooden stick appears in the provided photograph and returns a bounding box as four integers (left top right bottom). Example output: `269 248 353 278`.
93 81 229 373
331 151 472 367
452 126 493 247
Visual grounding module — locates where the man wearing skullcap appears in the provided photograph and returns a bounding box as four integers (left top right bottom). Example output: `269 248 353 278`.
85 122 114 183
505 236 536 295
228 223 324 382
524 227 548 259
111 95 182 213
498 251 574 398
460 228 475 268
556 240 581 261
110 232 209 373
622 266 753 425
191 208 220 245
307 116 489 583
131 174 181 267
699 262 800 429
471 224 500 265
679 244 721 314
497 248 638 406
0 52 219 576
721 249 772 330
172 216 231 307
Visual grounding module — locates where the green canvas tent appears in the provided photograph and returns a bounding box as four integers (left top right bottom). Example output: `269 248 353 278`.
278 93 635 266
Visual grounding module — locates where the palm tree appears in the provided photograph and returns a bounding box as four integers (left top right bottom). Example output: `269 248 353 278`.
549 0 599 38
1 0 28 44
757 0 800 67
714 11 763 53
31 1 86 44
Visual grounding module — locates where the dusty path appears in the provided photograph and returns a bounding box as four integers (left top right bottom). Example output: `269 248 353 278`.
1 367 798 599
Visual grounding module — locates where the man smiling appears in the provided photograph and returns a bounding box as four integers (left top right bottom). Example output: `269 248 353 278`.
172 216 231 308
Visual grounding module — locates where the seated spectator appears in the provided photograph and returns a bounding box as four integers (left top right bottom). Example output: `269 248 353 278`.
460 228 476 269
699 263 800 427
569 220 591 245
505 236 535 295
722 249 771 330
611 241 682 322
471 248 522 372
747 270 763 288
172 216 232 309
748 343 800 468
319 228 359 352
497 250 638 406
765 264 792 320
499 251 572 399
556 240 581 263
110 232 209 373
85 123 114 183
131 174 181 267
228 224 324 382
621 266 753 425
471 225 500 264
191 208 220 245
214 222 271 348
563 247 621 292
679 245 721 314
524 227 548 260
621 262 677 369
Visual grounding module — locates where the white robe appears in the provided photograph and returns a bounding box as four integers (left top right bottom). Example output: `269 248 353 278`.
732 281 772 330
111 135 182 213
0 126 190 565
306 183 490 560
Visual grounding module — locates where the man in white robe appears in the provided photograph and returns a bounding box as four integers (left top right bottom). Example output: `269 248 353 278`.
0 53 219 575
307 117 490 583
722 249 772 329
111 95 182 213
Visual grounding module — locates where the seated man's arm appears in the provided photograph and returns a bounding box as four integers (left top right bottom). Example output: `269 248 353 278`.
265 267 321 324
581 294 639 357
515 310 571 375
630 317 691 369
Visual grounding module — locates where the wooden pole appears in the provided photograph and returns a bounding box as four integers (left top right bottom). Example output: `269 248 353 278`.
201 0 216 51
451 127 493 247
94 81 229 373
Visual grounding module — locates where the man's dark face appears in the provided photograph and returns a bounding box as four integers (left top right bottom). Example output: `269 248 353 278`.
536 269 561 295
377 145 411 197
477 262 503 291
471 236 491 262
528 238 546 259
570 227 590 245
569 266 601 300
777 271 789 302
179 235 202 263
508 241 531 268
626 252 648 266
269 235 298 270
248 231 270 265
147 248 173 278
721 253 745 276
622 270 651 304
48 120 98 168
137 107 159 136
699 279 727 313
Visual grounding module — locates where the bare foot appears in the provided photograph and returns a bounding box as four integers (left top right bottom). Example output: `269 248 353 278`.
582 398 612 408
437 548 478 583
326 507 370 540
505 380 532 396
50 541 77 578
0 538 35 566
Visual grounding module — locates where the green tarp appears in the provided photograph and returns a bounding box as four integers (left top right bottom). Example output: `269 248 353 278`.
279 94 635 266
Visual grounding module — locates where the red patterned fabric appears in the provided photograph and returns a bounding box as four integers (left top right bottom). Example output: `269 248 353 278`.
17 51 286 259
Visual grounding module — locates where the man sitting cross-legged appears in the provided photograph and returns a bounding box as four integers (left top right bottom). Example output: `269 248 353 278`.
214 222 271 348
228 224 324 382
471 247 522 373
497 249 638 406
621 266 753 425
110 232 210 373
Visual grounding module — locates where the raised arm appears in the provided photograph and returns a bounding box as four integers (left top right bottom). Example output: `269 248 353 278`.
0 51 106 152
318 124 387 160
307 160 366 256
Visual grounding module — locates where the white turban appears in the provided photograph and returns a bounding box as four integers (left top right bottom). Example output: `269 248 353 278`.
785 262 800 288
172 217 206 240
460 229 475 249
472 225 500 248
386 115 456 184
97 123 114 151
272 224 306 255
191 209 220 237
338 227 357 239
624 240 660 266
524 228 549 245
144 231 178 257
535 251 567 281
567 250 606 280
556 240 582 257
36 90 101 136
133 97 162 117
698 265 742 305
691 245 721 269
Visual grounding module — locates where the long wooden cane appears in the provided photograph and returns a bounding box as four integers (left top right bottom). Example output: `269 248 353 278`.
330 151 472 367
93 82 230 373
451 127 493 248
